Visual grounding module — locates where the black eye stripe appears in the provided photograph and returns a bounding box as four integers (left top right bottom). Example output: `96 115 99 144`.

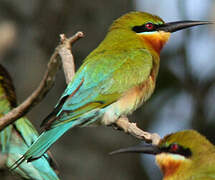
132 23 159 33
160 143 192 158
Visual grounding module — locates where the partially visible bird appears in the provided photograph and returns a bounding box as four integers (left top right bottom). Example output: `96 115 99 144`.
0 64 60 179
110 130 215 180
13 11 211 167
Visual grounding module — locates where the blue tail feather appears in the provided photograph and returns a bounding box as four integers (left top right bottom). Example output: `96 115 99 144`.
10 120 80 171
25 120 81 161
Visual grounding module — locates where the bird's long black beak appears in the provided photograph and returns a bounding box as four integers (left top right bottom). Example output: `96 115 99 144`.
158 21 212 33
110 143 161 155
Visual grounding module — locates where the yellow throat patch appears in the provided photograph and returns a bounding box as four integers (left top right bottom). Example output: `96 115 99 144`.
138 31 170 54
155 153 189 178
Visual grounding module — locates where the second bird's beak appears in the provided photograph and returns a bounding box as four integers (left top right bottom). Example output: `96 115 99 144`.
157 21 212 33
110 143 161 155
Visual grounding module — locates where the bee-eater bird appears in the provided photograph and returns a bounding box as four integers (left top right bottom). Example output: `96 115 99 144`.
110 130 215 180
0 64 60 179
13 11 211 167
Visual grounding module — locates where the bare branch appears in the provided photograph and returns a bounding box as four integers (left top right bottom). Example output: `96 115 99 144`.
0 32 84 131
115 117 161 145
58 32 84 83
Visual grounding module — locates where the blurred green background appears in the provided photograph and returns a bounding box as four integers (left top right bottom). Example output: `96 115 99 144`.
0 0 215 179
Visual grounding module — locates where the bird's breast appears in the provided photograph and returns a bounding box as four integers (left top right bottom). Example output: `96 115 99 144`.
119 75 156 113
101 75 156 126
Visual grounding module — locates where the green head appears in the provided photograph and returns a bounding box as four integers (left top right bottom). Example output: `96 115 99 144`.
159 130 214 158
103 11 211 53
111 130 215 179
158 130 215 179
110 11 165 31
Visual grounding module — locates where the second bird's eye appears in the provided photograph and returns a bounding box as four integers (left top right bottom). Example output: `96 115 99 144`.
170 143 179 152
145 23 154 30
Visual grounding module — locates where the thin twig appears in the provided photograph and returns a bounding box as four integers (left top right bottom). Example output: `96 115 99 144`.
115 117 161 145
0 32 84 131
58 32 84 84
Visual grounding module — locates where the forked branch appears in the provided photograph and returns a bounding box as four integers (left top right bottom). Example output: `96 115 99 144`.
0 32 83 131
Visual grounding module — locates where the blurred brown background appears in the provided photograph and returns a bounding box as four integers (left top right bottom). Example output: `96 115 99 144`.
0 0 215 179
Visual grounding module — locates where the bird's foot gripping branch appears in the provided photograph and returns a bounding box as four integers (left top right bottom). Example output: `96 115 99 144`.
59 33 161 145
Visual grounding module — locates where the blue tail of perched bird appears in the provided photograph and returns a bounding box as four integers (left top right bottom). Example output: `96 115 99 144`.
0 64 60 179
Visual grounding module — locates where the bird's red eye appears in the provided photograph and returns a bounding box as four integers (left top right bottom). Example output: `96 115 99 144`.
170 143 179 152
145 23 154 30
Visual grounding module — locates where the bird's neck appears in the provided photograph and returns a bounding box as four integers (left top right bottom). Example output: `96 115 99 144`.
95 29 170 56
93 29 161 79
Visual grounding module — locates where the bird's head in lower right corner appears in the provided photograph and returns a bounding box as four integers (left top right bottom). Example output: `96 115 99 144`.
110 130 215 179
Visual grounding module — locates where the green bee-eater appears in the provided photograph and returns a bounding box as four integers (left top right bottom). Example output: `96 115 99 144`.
13 11 210 166
111 130 215 180
0 64 60 179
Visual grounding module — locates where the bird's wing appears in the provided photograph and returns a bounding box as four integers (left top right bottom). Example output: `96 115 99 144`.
42 48 153 129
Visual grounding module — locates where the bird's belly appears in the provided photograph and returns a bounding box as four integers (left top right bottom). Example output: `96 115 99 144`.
101 76 155 125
